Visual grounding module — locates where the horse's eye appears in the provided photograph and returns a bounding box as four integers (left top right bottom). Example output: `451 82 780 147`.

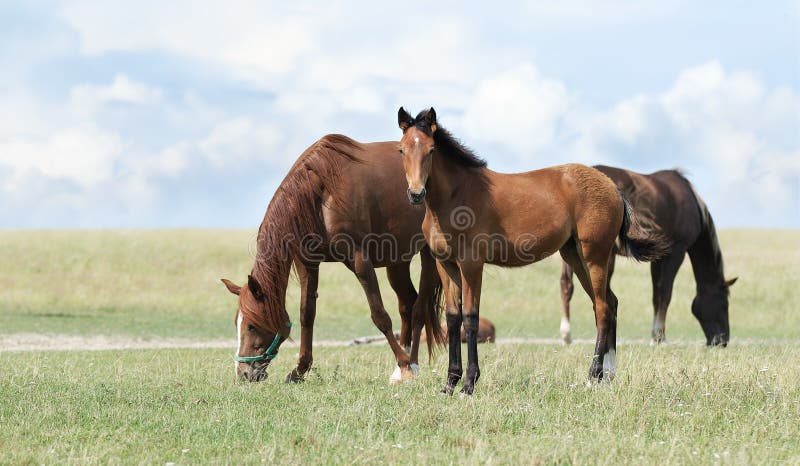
247 324 256 332
398 149 403 155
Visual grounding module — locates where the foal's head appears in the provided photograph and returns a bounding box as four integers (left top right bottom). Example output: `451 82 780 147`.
692 277 738 346
221 276 291 382
397 107 438 205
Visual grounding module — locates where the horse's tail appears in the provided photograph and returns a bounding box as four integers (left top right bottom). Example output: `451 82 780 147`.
617 192 671 261
419 246 446 359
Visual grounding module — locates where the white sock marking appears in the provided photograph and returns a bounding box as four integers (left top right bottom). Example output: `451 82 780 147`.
560 317 572 344
651 316 665 344
235 311 243 374
603 349 616 380
389 365 402 384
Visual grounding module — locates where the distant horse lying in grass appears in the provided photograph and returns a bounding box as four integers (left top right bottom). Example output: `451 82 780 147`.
396 107 669 395
559 166 737 347
222 134 445 384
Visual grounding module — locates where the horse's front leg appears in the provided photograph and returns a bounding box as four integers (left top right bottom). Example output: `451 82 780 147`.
459 260 484 396
438 260 463 395
285 261 319 383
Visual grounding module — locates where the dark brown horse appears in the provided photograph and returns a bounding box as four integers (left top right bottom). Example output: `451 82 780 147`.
221 134 445 383
560 166 737 346
396 108 668 394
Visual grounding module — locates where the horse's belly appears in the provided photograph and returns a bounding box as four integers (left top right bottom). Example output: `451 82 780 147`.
485 229 568 267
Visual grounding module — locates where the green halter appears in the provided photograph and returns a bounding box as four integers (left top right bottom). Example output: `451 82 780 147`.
233 321 292 363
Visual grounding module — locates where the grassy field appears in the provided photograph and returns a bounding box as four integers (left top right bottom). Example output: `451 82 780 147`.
1 229 798 342
1 229 799 464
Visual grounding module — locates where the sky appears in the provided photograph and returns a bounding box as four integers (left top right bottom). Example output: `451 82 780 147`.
1 1 798 229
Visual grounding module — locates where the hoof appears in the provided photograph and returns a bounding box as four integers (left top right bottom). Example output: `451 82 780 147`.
440 385 455 396
388 364 419 385
284 370 305 384
389 365 402 384
459 387 474 397
560 318 572 345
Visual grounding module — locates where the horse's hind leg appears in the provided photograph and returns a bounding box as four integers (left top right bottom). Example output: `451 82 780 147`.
286 261 319 383
560 261 575 344
584 249 615 382
649 251 685 344
409 247 442 367
603 255 618 380
386 262 418 353
561 236 616 382
350 250 413 383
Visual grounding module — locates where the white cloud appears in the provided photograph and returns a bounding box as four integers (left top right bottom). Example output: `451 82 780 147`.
460 63 573 155
571 61 800 225
3 2 798 228
197 117 284 167
0 124 123 190
58 2 321 84
70 74 162 110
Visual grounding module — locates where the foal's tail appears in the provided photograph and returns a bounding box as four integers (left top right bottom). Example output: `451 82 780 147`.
617 193 671 262
419 246 446 359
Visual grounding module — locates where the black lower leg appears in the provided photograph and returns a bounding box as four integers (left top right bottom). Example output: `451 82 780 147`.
442 312 463 395
589 337 607 381
461 314 481 395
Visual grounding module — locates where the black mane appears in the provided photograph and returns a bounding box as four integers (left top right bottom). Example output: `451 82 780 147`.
411 110 487 169
432 126 487 168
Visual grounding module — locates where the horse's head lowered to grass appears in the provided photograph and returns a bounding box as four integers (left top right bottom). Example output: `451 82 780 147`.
692 277 737 346
222 276 292 382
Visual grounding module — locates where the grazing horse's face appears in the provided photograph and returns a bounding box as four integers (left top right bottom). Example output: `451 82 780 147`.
691 277 737 346
222 277 285 382
397 107 437 205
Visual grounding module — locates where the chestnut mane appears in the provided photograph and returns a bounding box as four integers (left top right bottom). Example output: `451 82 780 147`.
245 134 363 333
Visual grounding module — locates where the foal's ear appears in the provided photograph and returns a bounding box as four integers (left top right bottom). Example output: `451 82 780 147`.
420 107 437 133
724 277 738 288
398 107 414 132
221 278 241 296
248 274 265 301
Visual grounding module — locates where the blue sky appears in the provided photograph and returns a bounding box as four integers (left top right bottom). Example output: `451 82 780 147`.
1 1 798 228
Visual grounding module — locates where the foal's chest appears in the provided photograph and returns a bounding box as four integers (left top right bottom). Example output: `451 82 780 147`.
423 212 452 259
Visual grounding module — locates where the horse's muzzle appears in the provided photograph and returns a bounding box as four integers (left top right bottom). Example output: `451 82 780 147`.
407 188 427 205
238 362 269 382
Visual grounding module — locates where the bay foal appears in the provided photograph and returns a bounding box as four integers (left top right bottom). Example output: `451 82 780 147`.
397 108 667 395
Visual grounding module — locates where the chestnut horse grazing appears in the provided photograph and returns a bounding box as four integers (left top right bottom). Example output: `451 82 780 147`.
560 166 737 346
397 107 668 395
222 134 444 383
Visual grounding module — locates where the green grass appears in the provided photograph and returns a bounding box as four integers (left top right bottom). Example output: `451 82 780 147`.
1 229 798 342
1 345 798 464
1 229 799 464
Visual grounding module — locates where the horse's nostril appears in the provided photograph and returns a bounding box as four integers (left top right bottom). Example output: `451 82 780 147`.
407 188 427 204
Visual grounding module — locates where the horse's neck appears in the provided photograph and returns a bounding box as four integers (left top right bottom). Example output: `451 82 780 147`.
251 222 295 307
688 231 725 293
426 152 479 209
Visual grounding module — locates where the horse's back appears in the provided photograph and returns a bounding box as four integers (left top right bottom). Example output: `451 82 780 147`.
487 164 623 257
315 138 424 265
594 165 702 246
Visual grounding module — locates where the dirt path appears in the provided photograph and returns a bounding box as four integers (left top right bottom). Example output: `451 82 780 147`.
0 333 608 352
0 333 790 352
